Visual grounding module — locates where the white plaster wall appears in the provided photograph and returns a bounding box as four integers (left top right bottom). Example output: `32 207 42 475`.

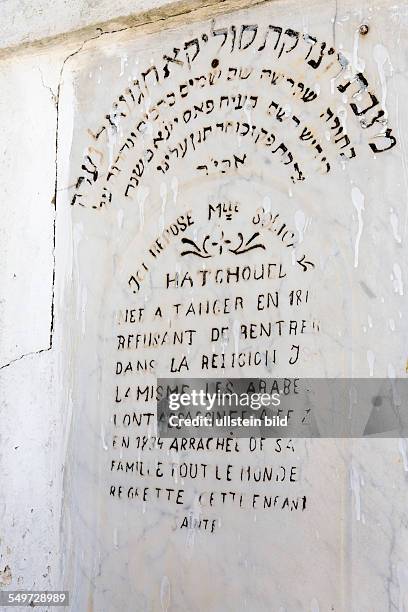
0 46 69 593
1 0 408 609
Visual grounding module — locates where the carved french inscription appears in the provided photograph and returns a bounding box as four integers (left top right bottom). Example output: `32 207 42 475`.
63 7 401 609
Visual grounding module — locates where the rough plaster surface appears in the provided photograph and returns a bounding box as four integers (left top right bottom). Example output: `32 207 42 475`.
0 0 184 49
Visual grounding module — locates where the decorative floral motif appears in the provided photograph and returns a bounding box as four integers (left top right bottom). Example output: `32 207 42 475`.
180 231 266 258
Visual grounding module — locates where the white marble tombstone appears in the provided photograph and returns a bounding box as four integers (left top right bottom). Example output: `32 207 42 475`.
56 0 408 609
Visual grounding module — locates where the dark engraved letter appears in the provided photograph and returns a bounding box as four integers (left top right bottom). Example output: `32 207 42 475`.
163 48 183 78
239 24 258 49
211 20 228 47
184 39 200 68
258 25 282 51
279 28 299 57
307 41 326 69
142 65 160 89
369 128 397 153
350 92 379 117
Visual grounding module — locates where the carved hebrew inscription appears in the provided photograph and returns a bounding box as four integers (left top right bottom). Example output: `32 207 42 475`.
70 20 396 210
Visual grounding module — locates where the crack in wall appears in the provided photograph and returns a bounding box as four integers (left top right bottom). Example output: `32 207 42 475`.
0 347 53 371
38 67 58 106
0 37 99 371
